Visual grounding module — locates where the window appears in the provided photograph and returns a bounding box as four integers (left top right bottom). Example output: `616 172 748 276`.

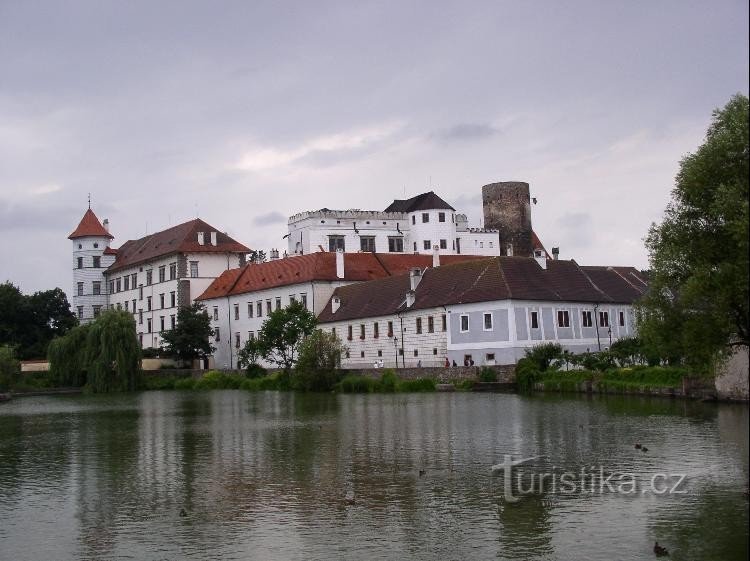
249 331 255 340
423 240 431 250
328 235 345 252
123 276 129 291
235 332 241 348
411 215 416 225
359 324 365 339
189 261 199 278
169 263 177 280
422 212 429 223
360 351 365 358
557 310 570 328
170 315 175 329
257 301 263 317
131 274 137 287
439 239 447 249
138 310 143 325
347 325 353 341
93 243 98 248
92 256 100 268
619 311 625 327
387 321 394 337
275 297 281 311
378 350 382 357
124 301 129 312
77 306 83 319
170 291 175 307
360 236 376 252
484 313 493 330
77 282 84 296
234 304 239 320
346 351 350 358
530 311 539 329
214 327 220 341
438 212 445 222
433 348 438 355
413 349 419 357
373 322 379 338
460 314 469 332
147 318 152 333
146 270 153 285
147 296 152 311
110 281 115 294
413 242 417 251
159 293 165 309
116 302 122 310
93 305 102 318
247 302 253 318
158 266 166 283
92 281 101 296
266 300 272 315
289 294 296 305
116 278 121 292
441 314 447 331
139 286 143 300
398 348 403 356
331 327 336 336
388 237 404 252
599 311 609 327
213 307 219 320
581 311 592 327
416 318 422 334
486 353 495 363
160 316 165 331
300 293 307 309
77 257 83 269
132 299 136 312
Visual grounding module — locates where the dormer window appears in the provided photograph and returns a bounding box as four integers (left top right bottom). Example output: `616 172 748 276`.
93 243 99 248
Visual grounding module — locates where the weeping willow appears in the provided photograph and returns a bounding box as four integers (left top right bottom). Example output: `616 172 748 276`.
48 310 140 392
85 310 141 392
48 323 90 387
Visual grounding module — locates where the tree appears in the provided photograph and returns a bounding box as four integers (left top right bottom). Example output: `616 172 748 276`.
48 323 90 387
0 345 20 391
85 310 141 393
256 301 317 371
639 94 749 372
296 329 347 371
160 303 215 364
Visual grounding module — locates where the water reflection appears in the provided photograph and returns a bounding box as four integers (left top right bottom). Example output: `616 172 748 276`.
0 392 747 561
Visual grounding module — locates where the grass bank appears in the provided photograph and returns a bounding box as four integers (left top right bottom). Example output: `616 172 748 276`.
529 366 697 393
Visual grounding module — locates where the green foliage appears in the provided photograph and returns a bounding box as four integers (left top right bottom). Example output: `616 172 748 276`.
0 345 21 391
335 371 437 393
537 366 688 392
174 377 197 390
397 378 437 392
523 343 564 372
608 336 645 367
292 368 341 392
193 370 244 390
255 301 317 371
379 369 398 392
640 94 749 372
47 323 90 387
0 283 77 360
245 363 267 379
337 375 378 393
479 366 498 382
237 337 263 371
515 357 542 392
296 329 346 371
85 310 141 393
160 303 215 364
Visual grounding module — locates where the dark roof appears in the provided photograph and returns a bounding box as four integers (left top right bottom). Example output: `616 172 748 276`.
317 257 647 323
579 266 649 302
197 253 487 300
384 191 455 213
68 209 114 239
107 219 250 273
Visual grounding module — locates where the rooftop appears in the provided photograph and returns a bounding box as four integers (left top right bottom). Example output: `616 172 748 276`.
68 208 114 240
383 191 455 213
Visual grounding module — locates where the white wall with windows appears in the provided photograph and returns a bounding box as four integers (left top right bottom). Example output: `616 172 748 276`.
71 236 116 323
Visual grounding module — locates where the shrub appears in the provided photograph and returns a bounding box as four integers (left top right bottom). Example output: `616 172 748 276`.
174 377 196 390
515 357 542 392
379 369 398 392
397 378 436 392
245 363 266 379
478 367 497 382
453 379 475 391
193 371 244 390
292 368 342 392
142 375 178 390
524 343 564 371
338 375 377 393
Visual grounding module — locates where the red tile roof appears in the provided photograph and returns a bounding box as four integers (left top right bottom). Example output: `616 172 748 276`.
68 209 114 239
317 257 647 323
107 219 250 273
197 252 487 300
103 247 118 255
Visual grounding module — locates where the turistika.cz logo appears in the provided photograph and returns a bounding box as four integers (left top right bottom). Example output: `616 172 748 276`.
490 455 688 503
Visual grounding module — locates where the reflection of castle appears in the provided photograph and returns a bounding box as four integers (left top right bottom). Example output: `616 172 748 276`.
286 182 542 258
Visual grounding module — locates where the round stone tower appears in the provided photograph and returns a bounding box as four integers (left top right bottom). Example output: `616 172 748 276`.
481 181 533 257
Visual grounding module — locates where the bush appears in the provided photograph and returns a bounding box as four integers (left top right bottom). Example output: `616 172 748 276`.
192 371 245 390
338 375 377 393
515 357 542 392
245 363 266 379
379 369 398 392
0 346 21 391
524 343 564 371
397 378 437 392
174 377 196 390
292 368 342 392
478 367 497 382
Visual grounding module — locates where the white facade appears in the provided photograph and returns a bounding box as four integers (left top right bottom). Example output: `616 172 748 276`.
71 236 116 322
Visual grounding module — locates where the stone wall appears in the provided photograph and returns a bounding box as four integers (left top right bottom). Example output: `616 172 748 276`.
715 346 749 401
351 364 516 383
482 182 533 257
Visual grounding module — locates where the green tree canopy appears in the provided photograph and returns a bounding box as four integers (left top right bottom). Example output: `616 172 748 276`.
639 93 749 371
295 329 347 371
160 303 215 363
256 301 317 371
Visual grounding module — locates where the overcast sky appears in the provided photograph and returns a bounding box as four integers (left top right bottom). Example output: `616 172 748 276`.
1 1 747 298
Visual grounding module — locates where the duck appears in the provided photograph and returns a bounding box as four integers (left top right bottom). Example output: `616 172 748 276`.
634 443 642 449
418 469 426 477
653 542 669 557
179 508 188 517
641 446 649 453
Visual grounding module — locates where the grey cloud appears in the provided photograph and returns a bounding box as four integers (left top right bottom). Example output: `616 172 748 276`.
253 211 287 226
555 212 594 249
432 124 500 142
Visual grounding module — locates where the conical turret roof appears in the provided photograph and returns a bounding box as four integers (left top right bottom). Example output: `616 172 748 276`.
68 208 114 239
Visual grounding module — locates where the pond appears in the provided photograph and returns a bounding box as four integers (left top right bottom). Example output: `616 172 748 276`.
0 391 747 560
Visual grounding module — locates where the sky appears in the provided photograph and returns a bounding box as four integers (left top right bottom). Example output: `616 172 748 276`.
1 0 748 298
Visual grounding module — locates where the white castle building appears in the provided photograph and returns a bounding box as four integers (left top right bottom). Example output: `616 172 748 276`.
68 207 249 348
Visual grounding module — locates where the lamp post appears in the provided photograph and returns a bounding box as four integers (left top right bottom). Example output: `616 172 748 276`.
393 336 399 369
607 327 612 348
593 303 602 351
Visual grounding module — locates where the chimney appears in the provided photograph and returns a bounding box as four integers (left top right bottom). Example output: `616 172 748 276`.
210 231 217 246
336 249 345 279
269 248 280 260
432 245 440 268
331 295 341 314
534 248 547 269
103 218 109 233
406 290 416 308
197 232 205 245
409 267 423 291
551 247 560 260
